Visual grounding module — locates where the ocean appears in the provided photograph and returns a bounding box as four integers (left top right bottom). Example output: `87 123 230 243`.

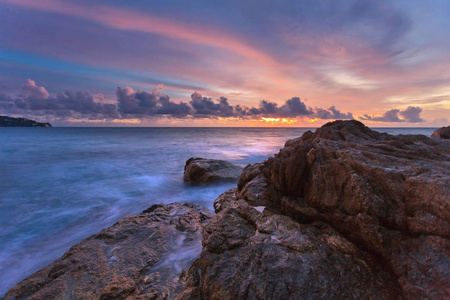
0 126 437 295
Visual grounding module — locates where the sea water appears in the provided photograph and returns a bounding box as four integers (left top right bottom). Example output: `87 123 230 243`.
0 127 436 295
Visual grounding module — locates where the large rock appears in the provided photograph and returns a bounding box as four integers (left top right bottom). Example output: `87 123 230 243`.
184 158 243 185
180 120 450 300
431 126 450 139
4 203 212 300
179 195 402 300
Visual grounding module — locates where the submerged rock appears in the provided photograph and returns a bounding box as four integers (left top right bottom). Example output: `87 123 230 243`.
183 157 243 185
181 120 450 300
431 126 450 139
4 203 212 300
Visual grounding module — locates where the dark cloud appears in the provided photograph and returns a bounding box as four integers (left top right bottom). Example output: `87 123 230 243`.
399 106 424 122
361 109 402 122
190 92 233 117
117 87 158 115
315 106 354 119
117 87 190 117
360 106 425 123
1 79 357 123
248 97 314 118
0 79 119 119
280 97 314 117
156 95 190 115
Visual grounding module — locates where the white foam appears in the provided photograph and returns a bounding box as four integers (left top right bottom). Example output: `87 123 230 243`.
253 206 265 213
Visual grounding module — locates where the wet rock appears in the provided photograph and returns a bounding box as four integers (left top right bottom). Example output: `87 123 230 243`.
183 158 243 185
4 203 212 300
431 126 450 139
181 120 450 300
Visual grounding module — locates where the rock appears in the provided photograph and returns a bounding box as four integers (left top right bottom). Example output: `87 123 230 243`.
431 126 450 139
183 158 243 185
4 203 212 300
179 196 401 300
0 115 52 127
180 120 450 300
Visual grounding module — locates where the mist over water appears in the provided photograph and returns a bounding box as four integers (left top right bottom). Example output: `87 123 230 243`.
0 126 436 295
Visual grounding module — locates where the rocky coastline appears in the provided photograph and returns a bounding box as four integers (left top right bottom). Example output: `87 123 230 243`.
0 115 52 127
4 121 449 299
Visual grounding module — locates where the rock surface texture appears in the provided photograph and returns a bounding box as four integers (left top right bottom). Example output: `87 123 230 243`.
0 115 52 127
431 126 450 139
184 157 243 184
4 203 212 300
181 120 450 300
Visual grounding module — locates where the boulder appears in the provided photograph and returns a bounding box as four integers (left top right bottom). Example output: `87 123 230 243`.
431 126 450 139
179 195 402 300
4 203 212 300
183 158 243 185
180 120 450 300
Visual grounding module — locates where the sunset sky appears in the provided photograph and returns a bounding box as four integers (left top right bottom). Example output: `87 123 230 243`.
0 0 449 126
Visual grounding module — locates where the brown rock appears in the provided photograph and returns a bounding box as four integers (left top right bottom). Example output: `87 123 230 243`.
183 158 243 185
4 203 212 300
179 196 402 300
180 120 450 300
431 126 450 139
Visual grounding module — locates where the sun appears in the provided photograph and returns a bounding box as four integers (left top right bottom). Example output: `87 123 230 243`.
260 117 297 125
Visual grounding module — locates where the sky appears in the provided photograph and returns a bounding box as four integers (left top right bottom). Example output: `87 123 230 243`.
0 0 449 127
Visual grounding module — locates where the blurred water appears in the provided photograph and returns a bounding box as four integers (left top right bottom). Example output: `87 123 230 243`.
0 126 436 295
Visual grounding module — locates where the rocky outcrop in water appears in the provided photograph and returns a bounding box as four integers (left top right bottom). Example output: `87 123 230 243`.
181 120 450 299
0 115 52 127
4 203 212 300
184 157 243 185
431 126 450 139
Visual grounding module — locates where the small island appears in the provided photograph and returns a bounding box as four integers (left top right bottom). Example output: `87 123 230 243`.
0 116 52 127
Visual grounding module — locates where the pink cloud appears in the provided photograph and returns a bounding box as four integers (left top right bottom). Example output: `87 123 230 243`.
22 79 49 99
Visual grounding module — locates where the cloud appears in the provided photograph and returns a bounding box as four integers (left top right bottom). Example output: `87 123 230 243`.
248 97 314 118
190 92 234 117
360 106 425 123
280 97 314 117
22 79 49 100
1 0 279 69
117 86 190 117
315 106 354 119
399 106 424 122
1 79 356 123
1 79 119 119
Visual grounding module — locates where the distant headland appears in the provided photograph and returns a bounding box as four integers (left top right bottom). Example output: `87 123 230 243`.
0 116 52 127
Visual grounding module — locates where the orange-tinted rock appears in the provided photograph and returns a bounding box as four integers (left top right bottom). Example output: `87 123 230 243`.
431 126 450 139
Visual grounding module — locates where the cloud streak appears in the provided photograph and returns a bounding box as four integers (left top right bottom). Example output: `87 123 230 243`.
0 0 280 69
